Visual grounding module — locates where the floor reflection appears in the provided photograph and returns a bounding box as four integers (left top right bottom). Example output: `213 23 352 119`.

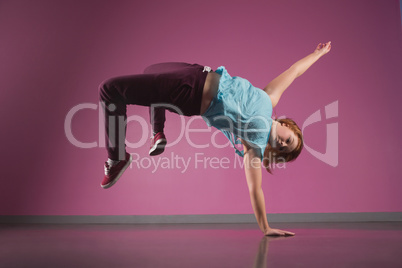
0 222 401 267
253 236 294 268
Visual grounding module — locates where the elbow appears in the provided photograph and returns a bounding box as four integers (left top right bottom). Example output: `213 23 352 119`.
289 64 302 78
248 185 262 195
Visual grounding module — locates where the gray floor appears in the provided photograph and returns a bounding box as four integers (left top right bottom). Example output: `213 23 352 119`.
1 222 402 268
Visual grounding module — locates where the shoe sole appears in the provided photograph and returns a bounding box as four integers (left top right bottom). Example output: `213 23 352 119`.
101 154 133 189
149 139 167 156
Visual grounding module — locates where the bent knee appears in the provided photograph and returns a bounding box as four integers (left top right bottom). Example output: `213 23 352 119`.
98 78 117 101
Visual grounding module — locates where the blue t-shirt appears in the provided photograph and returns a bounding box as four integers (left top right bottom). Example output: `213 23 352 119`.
201 66 273 160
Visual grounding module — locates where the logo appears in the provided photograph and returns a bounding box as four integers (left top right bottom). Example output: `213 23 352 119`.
302 100 338 167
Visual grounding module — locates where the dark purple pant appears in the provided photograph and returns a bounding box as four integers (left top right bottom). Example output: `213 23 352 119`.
98 62 209 160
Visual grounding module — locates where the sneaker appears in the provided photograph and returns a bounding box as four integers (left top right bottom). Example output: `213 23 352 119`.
149 132 167 156
101 152 132 189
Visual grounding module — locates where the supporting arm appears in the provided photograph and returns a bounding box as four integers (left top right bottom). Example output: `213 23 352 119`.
241 140 295 236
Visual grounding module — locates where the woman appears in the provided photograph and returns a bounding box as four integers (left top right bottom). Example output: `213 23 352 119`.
98 41 332 236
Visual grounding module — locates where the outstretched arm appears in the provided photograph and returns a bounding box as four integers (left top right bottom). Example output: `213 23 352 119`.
241 140 295 236
264 41 332 108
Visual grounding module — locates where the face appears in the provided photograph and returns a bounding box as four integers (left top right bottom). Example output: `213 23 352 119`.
271 122 298 153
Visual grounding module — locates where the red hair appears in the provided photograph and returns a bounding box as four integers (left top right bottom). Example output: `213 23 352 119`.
262 118 304 174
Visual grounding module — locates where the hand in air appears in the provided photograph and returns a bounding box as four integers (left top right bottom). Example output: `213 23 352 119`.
264 228 295 236
314 41 332 56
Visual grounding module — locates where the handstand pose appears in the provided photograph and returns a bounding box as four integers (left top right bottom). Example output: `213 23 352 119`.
98 41 332 236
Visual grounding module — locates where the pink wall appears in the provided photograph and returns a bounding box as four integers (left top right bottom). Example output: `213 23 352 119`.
0 0 401 216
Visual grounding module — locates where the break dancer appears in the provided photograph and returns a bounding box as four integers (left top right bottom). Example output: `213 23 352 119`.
98 41 332 236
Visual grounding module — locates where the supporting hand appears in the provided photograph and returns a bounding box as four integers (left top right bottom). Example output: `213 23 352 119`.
264 227 295 236
314 41 332 57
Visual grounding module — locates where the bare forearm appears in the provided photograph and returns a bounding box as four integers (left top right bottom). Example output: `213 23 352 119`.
249 188 270 233
263 42 331 108
263 52 322 107
291 51 322 78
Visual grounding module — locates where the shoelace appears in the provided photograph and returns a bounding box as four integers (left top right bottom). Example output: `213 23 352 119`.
104 162 110 175
104 159 121 175
203 66 212 72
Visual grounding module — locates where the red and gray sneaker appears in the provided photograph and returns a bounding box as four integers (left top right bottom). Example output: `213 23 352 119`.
101 152 133 189
149 132 167 156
